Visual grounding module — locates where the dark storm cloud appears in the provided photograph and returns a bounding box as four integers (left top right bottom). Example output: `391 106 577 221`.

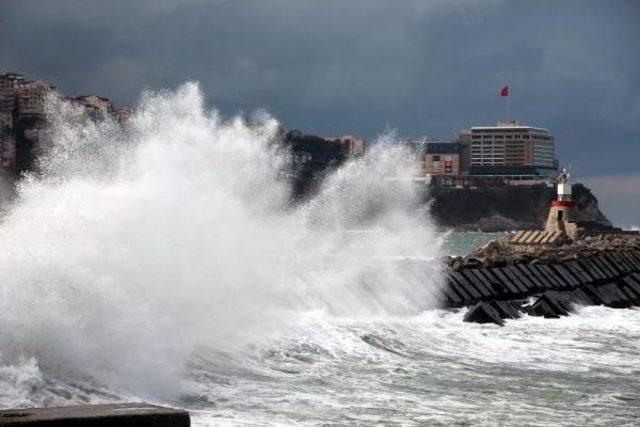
1 0 639 178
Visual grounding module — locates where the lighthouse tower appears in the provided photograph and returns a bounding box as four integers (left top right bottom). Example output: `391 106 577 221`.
545 168 577 235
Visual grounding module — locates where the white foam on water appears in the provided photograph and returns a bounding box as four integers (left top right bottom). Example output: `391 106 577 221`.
0 83 443 404
185 306 640 425
2 83 638 425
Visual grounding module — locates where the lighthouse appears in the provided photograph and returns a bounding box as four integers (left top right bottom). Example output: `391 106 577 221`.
545 168 577 236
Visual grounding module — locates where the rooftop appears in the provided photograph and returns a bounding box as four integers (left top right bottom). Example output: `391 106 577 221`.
470 122 551 134
425 142 462 154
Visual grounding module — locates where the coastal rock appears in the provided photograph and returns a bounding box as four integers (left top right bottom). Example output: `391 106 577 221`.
429 183 611 232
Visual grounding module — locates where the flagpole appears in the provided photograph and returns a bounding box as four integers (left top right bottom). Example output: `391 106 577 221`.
500 85 510 123
506 85 510 122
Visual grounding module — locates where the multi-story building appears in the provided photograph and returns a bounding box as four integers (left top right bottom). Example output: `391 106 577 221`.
457 121 557 178
0 73 55 172
0 132 16 169
16 80 54 117
326 135 366 157
424 142 461 176
68 95 115 120
0 72 24 128
1 73 55 118
116 106 135 122
404 140 462 185
1 71 135 174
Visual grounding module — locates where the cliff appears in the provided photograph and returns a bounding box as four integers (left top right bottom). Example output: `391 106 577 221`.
427 183 611 232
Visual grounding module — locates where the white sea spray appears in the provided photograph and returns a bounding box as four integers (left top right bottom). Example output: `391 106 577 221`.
0 83 443 402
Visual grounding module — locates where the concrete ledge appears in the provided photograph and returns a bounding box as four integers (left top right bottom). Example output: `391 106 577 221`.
0 403 189 426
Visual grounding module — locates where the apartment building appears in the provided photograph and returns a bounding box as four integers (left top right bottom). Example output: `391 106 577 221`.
457 121 557 178
326 135 366 157
425 142 461 176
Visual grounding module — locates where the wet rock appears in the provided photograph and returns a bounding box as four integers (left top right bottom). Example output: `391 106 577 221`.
463 257 483 268
472 240 502 259
451 257 464 270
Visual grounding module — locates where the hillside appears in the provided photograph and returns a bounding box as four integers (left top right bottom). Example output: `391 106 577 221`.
427 183 611 231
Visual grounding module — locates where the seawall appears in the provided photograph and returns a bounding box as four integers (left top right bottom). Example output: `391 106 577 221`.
439 235 640 325
0 403 189 427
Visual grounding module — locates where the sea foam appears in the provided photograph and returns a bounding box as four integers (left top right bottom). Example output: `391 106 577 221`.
0 83 444 402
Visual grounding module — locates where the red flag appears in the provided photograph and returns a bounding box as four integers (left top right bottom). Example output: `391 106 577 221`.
500 86 509 97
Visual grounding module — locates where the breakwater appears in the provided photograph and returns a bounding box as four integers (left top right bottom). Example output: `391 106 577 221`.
441 235 640 325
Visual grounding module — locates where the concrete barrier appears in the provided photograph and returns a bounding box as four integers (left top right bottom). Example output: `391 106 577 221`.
445 248 640 325
0 403 189 426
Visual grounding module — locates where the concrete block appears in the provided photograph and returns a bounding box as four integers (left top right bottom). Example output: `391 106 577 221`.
591 257 616 279
527 291 578 317
490 300 522 319
452 282 475 305
628 251 640 270
519 230 534 244
538 265 564 289
597 255 620 277
621 277 640 300
451 271 482 300
583 284 606 305
501 267 529 293
470 269 496 297
460 269 490 299
524 231 539 244
529 265 554 289
463 302 504 326
615 252 636 272
597 282 630 307
489 268 520 295
0 404 189 427
553 264 580 288
511 230 525 243
443 278 464 306
567 288 597 305
516 264 544 291
533 231 547 244
447 275 474 304
623 251 640 271
604 253 629 274
527 297 566 318
616 283 639 303
510 265 537 291
566 261 592 283
579 258 605 281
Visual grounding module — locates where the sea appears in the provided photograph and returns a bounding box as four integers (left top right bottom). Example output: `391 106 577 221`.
1 84 639 426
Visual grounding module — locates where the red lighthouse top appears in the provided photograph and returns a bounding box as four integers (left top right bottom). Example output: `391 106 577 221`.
551 199 577 207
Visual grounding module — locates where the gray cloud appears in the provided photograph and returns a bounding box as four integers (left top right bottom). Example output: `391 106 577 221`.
1 0 638 177
581 174 640 229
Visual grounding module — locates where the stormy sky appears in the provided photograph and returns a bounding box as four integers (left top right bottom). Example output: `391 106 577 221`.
1 0 639 225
